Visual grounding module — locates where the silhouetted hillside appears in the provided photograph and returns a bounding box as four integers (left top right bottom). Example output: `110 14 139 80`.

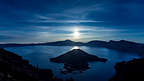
106 40 144 54
86 40 108 47
42 40 84 46
109 58 144 81
0 40 144 54
0 48 73 81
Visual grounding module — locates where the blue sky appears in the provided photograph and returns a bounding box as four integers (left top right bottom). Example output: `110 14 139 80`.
0 0 144 43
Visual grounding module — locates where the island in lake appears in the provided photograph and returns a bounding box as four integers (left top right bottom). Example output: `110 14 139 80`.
0 39 144 81
50 49 107 74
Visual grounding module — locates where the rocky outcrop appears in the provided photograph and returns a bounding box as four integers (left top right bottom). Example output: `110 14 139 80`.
109 58 144 81
0 48 72 81
86 40 108 47
43 40 84 46
86 40 144 54
50 49 107 73
107 40 144 54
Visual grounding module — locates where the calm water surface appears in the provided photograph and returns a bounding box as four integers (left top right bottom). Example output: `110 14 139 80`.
5 46 141 81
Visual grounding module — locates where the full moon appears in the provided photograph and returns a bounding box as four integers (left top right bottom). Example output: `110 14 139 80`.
73 28 80 39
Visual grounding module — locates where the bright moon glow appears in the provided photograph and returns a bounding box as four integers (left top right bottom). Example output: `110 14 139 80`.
74 28 79 32
71 46 80 50
73 28 80 39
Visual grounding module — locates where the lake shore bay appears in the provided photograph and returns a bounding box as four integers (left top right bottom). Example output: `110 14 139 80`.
0 48 74 81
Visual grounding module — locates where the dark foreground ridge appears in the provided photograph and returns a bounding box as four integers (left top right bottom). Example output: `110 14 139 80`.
0 48 74 81
109 58 144 81
50 49 107 74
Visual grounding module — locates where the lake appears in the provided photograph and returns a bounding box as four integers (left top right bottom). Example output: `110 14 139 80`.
5 46 141 81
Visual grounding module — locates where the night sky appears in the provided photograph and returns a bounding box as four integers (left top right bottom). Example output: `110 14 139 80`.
0 0 144 43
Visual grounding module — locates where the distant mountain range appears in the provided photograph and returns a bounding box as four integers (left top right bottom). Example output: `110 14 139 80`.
0 40 144 54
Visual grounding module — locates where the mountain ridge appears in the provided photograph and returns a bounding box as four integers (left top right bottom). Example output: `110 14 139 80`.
0 40 144 54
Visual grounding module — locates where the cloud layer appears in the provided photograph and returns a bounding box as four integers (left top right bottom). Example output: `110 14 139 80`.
0 0 144 43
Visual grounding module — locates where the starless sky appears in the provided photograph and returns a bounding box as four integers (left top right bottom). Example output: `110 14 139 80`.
0 0 144 43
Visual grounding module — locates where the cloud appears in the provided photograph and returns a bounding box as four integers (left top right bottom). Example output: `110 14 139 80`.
0 0 144 43
30 19 102 23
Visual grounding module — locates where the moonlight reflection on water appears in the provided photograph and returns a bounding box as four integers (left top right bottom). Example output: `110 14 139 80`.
71 46 80 50
5 46 141 81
